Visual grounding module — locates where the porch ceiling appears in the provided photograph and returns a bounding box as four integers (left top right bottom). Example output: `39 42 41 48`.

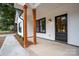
14 3 40 16
14 3 40 9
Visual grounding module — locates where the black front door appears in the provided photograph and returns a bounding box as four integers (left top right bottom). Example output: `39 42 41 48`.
55 14 67 42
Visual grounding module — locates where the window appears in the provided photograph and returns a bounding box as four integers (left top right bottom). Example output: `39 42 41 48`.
36 17 46 33
19 22 22 33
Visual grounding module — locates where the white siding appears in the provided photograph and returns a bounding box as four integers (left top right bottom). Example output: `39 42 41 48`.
17 15 23 37
36 4 79 46
17 3 79 46
17 12 33 37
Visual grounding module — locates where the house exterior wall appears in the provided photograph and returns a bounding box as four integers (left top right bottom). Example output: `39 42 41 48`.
16 4 79 46
16 11 33 37
36 4 79 46
17 13 23 37
27 17 33 37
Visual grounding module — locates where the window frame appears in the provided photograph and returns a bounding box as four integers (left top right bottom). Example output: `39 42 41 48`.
36 17 46 33
19 22 22 33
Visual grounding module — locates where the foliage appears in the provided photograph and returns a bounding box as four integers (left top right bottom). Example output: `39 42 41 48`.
0 3 16 31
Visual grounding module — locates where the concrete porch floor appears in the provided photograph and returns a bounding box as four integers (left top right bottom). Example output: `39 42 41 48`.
26 38 79 56
0 34 79 56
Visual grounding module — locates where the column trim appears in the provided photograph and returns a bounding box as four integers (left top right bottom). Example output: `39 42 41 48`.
23 5 28 48
32 9 37 44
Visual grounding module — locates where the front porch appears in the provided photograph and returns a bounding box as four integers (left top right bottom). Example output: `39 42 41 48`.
15 35 79 56
0 34 79 56
26 37 79 56
0 3 79 56
15 3 79 48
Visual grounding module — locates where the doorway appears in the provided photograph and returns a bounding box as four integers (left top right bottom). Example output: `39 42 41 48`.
55 14 67 42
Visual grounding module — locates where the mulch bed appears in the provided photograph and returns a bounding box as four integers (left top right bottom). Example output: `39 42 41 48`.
15 35 24 47
15 34 33 48
0 37 5 48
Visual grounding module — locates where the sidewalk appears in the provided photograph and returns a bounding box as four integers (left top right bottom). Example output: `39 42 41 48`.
0 34 30 56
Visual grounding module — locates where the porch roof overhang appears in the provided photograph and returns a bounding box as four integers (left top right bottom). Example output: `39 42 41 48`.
14 3 40 19
14 3 40 10
14 3 40 24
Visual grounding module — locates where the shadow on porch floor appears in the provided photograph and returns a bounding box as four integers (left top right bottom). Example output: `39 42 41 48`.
25 38 79 56
14 35 79 56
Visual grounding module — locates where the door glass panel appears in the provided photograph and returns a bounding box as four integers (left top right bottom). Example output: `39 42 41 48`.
56 17 61 32
56 16 66 33
61 16 66 32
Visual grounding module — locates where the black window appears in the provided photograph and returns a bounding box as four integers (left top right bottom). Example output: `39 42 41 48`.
19 22 22 33
36 17 46 33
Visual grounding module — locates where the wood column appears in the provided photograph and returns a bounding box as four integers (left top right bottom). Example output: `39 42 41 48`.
32 9 37 44
23 5 28 48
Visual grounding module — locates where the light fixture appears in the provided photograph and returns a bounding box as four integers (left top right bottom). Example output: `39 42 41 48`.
48 18 52 23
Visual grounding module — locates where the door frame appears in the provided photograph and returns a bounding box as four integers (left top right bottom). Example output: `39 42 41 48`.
55 13 68 43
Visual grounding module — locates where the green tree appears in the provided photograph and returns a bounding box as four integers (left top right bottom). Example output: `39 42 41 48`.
0 3 16 31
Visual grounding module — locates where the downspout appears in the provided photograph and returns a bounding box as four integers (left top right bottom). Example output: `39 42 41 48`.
19 10 23 20
16 9 24 37
16 8 23 21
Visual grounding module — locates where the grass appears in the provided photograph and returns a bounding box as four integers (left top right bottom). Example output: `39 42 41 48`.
0 31 15 34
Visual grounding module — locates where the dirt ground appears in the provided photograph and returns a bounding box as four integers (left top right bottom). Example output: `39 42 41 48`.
0 37 5 48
